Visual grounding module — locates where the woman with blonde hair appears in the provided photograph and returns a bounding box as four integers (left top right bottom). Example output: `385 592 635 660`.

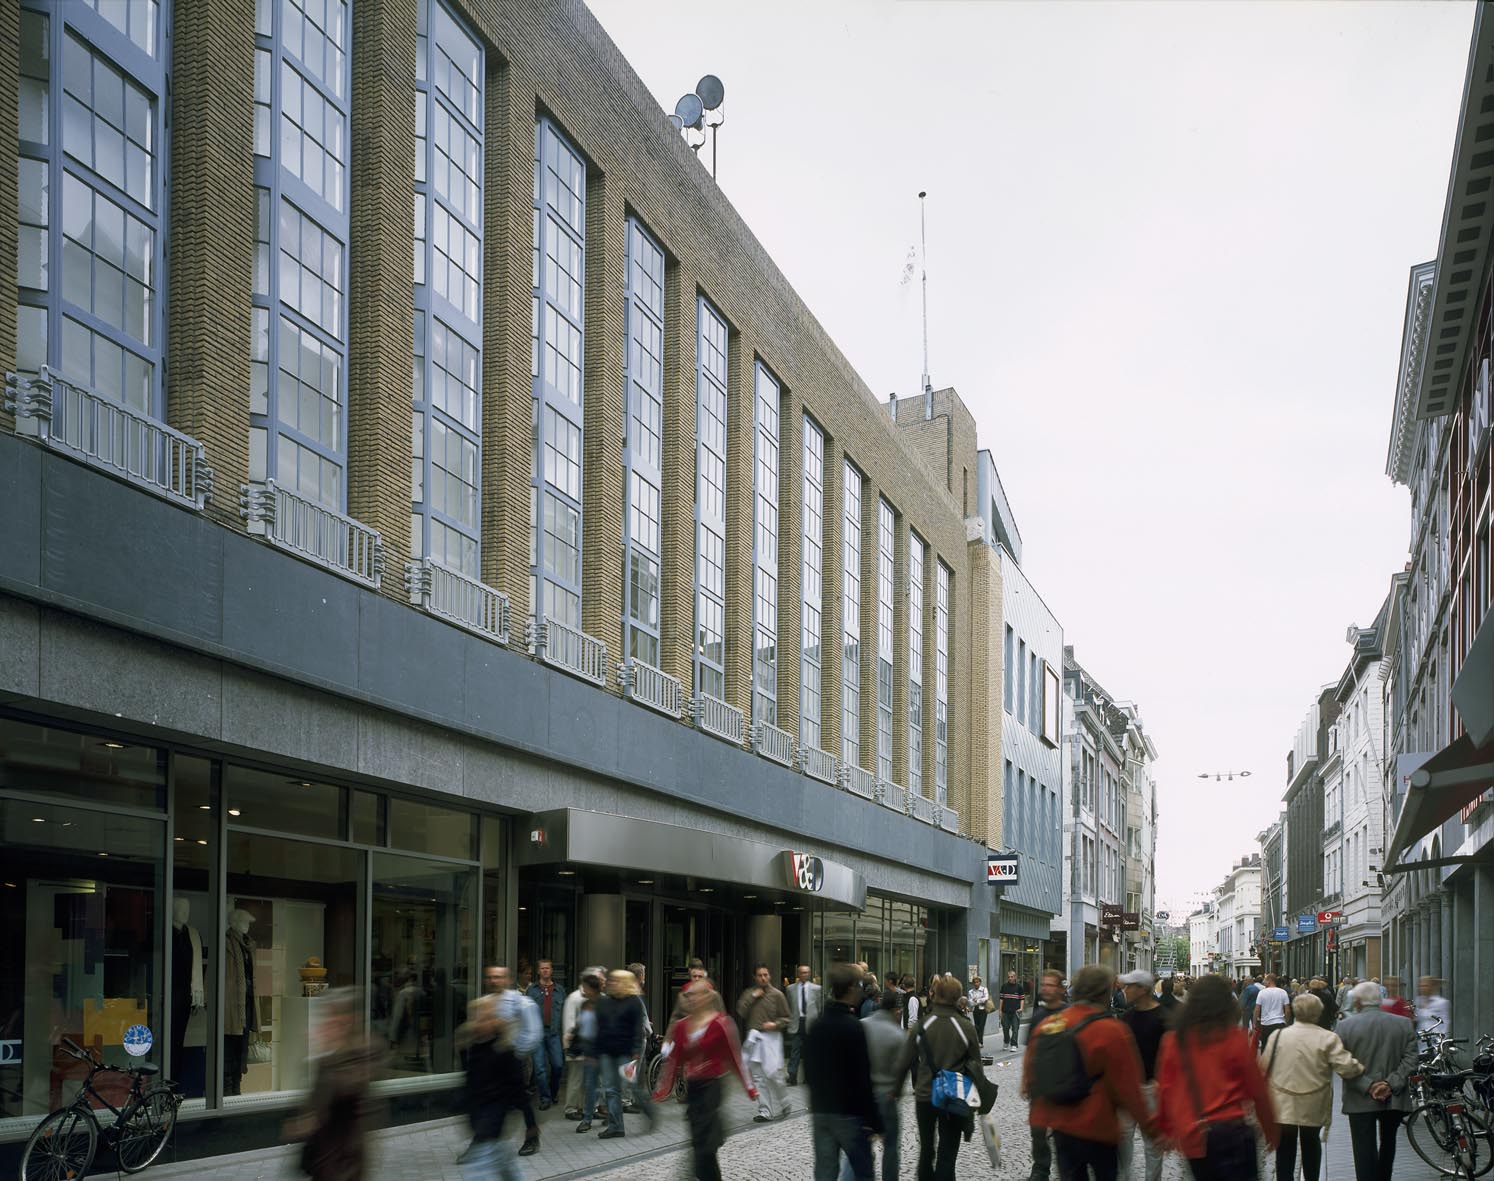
594 969 653 1138
655 980 757 1181
1261 992 1363 1181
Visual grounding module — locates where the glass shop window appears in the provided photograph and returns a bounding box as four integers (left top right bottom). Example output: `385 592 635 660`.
0 798 164 1134
169 756 217 1102
0 717 166 810
223 831 360 1103
224 766 346 840
370 852 475 1079
388 796 474 860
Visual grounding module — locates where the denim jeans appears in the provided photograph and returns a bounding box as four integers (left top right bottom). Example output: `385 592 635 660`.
1117 1081 1163 1181
839 1093 899 1181
814 1112 874 1181
532 1029 564 1101
461 1107 520 1181
599 1052 652 1134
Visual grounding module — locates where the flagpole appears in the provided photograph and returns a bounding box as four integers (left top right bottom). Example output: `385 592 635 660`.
919 190 930 398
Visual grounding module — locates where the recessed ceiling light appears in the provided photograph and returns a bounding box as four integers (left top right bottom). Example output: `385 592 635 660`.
31 817 44 823
196 839 208 846
101 741 126 750
3 882 15 888
743 894 757 900
174 837 184 842
557 869 576 876
198 805 210 811
699 887 715 893
98 852 109 857
518 906 527 911
299 782 313 788
637 879 654 885
228 809 241 817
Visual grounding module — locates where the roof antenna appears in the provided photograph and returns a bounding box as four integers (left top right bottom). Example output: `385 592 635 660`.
919 190 932 415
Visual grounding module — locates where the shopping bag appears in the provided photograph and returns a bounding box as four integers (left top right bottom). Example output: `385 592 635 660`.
980 1112 1002 1167
621 1058 639 1083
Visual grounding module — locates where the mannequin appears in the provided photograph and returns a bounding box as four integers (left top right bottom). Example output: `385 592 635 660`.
223 908 259 1095
170 898 204 1092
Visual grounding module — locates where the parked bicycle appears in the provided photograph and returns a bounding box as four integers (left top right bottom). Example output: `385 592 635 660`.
1405 1066 1494 1179
18 1036 181 1180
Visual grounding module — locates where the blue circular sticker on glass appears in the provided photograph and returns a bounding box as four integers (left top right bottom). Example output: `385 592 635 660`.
123 1025 153 1058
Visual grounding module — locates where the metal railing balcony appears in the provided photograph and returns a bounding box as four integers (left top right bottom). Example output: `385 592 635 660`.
405 556 508 644
7 367 213 511
526 616 607 686
798 745 839 785
241 479 383 588
936 804 960 833
908 791 939 825
843 764 877 800
751 721 796 767
876 779 906 812
619 659 682 718
1322 819 1342 843
691 693 745 745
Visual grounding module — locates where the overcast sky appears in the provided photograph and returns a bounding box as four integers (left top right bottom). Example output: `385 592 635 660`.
587 0 1475 913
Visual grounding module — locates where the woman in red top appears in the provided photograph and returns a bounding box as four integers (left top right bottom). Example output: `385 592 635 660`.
1156 975 1279 1179
653 980 757 1181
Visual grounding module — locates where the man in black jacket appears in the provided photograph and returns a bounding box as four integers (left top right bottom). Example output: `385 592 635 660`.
804 961 882 1181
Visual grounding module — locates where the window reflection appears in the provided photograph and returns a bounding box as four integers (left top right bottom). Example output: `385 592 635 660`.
0 799 163 1131
371 853 475 1077
225 832 359 1101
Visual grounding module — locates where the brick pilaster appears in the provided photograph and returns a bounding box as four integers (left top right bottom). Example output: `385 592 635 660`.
167 0 256 528
581 168 624 680
347 0 418 591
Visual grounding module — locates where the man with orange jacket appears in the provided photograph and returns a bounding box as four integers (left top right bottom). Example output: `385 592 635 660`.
1022 964 1157 1180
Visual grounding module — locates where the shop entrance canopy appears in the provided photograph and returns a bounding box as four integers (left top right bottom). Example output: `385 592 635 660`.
1384 616 1494 871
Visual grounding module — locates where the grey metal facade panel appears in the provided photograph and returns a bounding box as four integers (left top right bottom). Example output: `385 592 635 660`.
996 901 1053 942
0 434 987 896
0 441 41 589
40 452 226 645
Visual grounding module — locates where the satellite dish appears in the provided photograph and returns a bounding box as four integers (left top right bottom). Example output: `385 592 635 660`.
696 74 725 110
667 113 684 132
674 93 704 130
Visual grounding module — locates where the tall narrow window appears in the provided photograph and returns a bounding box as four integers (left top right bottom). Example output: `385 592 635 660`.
250 0 350 508
622 219 665 667
530 119 586 628
935 560 951 804
1003 625 1014 714
18 2 168 411
412 0 482 574
842 460 864 767
876 498 895 781
1015 638 1026 727
753 363 781 725
694 298 729 700
800 416 825 749
908 533 925 795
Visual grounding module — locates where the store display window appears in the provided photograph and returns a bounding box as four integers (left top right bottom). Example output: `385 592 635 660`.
371 853 475 1079
0 714 503 1140
223 832 360 1104
0 793 164 1136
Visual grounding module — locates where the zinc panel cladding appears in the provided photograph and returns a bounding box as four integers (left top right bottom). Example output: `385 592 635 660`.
2 0 986 830
0 0 16 418
997 547 1064 917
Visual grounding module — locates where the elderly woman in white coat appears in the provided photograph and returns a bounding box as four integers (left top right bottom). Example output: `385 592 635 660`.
1261 992 1364 1181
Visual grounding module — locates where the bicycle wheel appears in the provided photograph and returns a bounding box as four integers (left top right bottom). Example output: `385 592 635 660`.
645 1052 663 1099
20 1106 100 1181
115 1087 178 1173
1456 1108 1494 1178
1409 1104 1474 1177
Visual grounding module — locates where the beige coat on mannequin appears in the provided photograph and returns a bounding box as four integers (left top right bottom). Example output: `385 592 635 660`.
1261 1021 1363 1128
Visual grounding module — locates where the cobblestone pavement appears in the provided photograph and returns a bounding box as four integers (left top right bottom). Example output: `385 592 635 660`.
141 1047 1444 1181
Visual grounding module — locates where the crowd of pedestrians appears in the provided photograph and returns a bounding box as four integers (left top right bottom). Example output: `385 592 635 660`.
279 956 1445 1181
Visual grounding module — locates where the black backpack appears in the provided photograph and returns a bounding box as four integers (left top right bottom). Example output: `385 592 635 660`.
1027 1010 1108 1104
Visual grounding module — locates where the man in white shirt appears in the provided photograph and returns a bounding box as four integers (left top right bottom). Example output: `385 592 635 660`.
1254 972 1291 1051
1415 975 1451 1034
785 963 822 1086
